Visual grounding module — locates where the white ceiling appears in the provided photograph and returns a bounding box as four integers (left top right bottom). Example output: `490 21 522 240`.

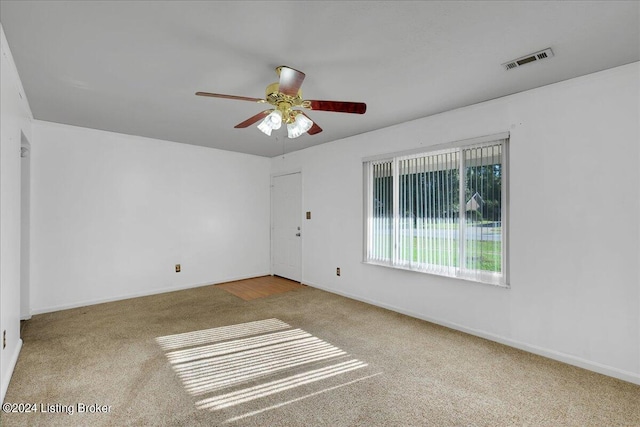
1 1 638 157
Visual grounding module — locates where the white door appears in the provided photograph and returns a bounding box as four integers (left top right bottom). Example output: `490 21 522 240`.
272 173 302 282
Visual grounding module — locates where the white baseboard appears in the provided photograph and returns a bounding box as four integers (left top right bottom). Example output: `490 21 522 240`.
303 281 640 386
1 338 23 404
30 272 271 315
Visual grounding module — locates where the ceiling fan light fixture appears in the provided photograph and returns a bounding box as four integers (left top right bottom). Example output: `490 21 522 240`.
197 65 365 138
257 122 273 136
287 114 313 139
257 110 283 135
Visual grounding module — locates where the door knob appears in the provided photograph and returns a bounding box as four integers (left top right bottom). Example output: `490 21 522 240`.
295 233 301 237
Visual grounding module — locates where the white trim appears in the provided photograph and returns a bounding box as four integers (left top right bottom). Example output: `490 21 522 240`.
502 136 510 286
302 280 640 386
1 339 22 403
270 169 302 179
362 260 508 288
363 137 508 286
29 273 270 315
362 131 510 163
20 132 32 320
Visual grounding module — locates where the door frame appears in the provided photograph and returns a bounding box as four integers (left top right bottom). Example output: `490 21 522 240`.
270 169 303 281
20 132 31 320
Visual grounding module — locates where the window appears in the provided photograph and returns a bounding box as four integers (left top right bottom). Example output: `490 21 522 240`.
363 134 508 286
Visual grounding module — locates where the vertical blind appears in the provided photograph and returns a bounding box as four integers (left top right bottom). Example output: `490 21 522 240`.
364 138 507 286
366 160 393 263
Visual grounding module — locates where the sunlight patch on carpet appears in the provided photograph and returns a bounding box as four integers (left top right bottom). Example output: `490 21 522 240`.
222 372 384 424
196 359 368 410
156 318 290 351
156 318 380 418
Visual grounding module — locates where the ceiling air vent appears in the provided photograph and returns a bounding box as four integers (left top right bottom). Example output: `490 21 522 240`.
502 48 554 71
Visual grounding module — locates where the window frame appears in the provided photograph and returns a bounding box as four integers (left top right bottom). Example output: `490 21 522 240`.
363 132 509 287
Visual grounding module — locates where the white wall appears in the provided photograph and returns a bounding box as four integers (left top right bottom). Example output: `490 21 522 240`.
30 121 271 313
272 62 640 384
0 24 33 402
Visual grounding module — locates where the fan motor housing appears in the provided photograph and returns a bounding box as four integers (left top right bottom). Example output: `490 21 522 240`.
265 83 308 123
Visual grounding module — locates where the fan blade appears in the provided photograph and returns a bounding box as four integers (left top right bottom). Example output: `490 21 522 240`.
308 122 323 135
196 92 264 103
301 113 323 135
277 66 305 96
306 100 366 114
234 110 273 128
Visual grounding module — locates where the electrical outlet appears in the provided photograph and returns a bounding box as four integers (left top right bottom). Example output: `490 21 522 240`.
175 264 181 273
3 330 6 349
306 211 311 219
336 267 341 276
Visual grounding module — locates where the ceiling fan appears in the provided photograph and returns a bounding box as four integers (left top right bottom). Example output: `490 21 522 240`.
196 66 366 139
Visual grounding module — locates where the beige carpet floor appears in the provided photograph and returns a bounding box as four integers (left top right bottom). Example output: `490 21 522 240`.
2 280 639 426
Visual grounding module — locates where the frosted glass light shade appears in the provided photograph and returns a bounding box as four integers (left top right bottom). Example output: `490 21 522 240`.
287 114 313 139
257 110 283 135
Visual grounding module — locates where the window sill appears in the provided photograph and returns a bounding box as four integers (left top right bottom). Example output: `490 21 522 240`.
363 260 510 289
